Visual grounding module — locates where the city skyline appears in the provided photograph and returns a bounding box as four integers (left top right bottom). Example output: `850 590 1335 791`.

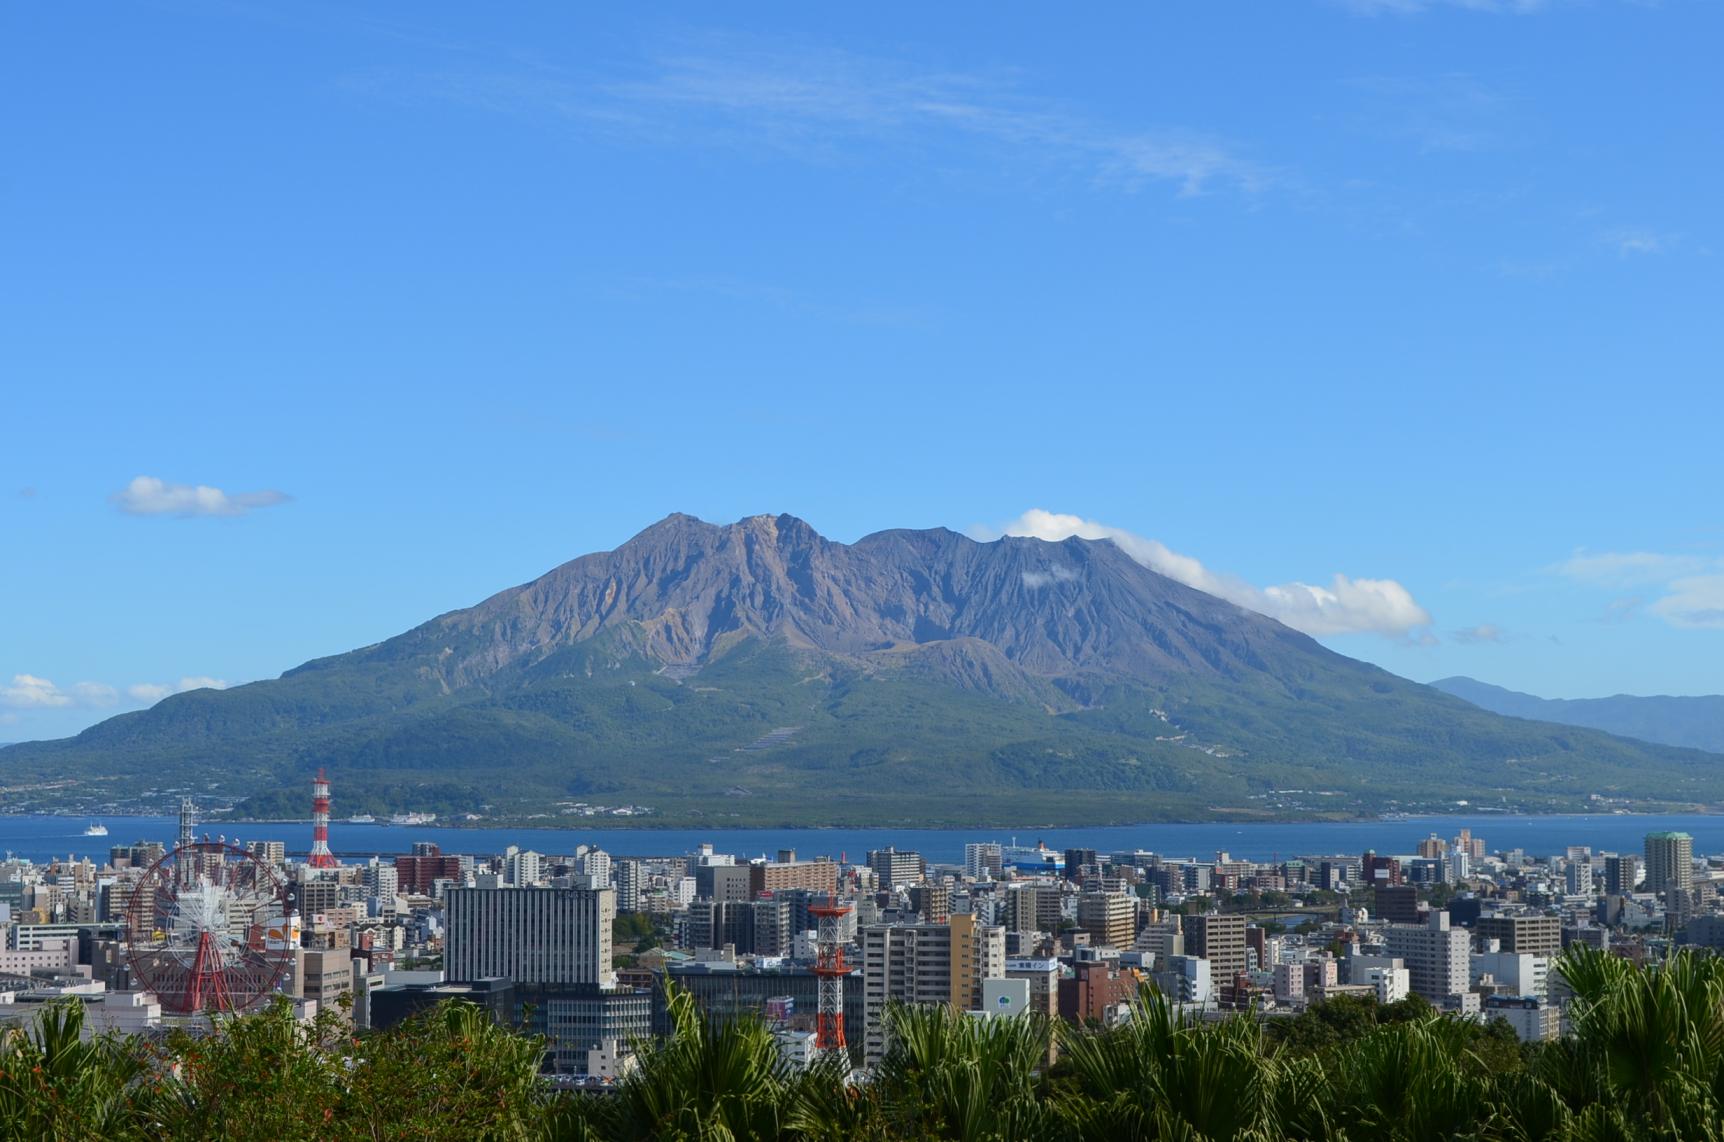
6 2 1724 742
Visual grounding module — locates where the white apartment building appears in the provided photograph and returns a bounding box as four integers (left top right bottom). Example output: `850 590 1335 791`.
1383 912 1471 1004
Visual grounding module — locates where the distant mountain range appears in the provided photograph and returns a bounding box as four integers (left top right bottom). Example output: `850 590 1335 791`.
3 513 1718 826
1430 676 1724 756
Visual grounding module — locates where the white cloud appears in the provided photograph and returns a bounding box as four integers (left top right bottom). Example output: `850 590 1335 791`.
111 476 290 518
993 509 1433 639
1452 623 1508 644
1648 576 1724 630
2 674 73 708
127 677 229 704
1021 566 1079 589
1555 550 1724 630
1 672 230 715
2 675 123 709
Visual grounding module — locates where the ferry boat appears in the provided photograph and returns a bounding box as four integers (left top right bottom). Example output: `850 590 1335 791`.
82 822 108 837
347 814 377 824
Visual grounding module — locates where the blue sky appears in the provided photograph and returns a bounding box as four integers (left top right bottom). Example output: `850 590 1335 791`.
4 1 1721 741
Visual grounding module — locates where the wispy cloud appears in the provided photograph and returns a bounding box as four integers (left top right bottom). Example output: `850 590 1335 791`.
985 509 1432 639
126 677 228 704
1555 550 1724 630
1021 566 1080 590
3 673 228 713
2 675 118 709
1601 226 1677 257
357 38 1274 199
1452 623 1508 644
112 476 290 518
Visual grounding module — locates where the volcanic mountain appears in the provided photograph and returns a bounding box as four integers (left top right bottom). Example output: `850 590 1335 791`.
4 513 1717 825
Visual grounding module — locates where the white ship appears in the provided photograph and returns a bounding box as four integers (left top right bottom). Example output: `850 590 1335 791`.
82 822 108 837
389 812 437 826
347 814 377 824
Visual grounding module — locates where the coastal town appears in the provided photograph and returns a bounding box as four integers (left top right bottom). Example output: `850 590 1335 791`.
5 777 1720 1081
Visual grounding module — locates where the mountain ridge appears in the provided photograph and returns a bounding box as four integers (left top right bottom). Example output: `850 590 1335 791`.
1430 675 1724 755
3 513 1718 825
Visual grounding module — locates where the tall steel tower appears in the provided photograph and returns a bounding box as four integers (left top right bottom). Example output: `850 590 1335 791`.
809 894 853 1063
308 769 336 868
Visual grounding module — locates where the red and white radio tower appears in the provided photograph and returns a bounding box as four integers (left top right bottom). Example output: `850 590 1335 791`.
809 893 852 1063
308 768 336 868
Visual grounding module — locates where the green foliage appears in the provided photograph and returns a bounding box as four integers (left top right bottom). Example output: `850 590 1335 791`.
13 951 1724 1140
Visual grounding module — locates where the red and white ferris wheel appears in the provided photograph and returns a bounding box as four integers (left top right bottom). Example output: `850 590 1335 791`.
124 840 295 1015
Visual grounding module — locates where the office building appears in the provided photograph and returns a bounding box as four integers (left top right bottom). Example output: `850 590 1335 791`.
1374 885 1421 925
694 864 752 903
445 886 614 987
1644 832 1694 898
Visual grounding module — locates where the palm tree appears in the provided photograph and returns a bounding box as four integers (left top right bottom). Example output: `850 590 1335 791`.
870 1002 1054 1142
0 1000 149 1142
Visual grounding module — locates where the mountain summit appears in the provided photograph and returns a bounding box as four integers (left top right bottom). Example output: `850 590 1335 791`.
4 514 1715 824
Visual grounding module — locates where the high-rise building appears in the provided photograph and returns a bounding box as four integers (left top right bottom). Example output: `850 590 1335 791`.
505 849 544 887
361 860 398 901
866 848 926 889
1063 848 1100 882
1603 854 1640 896
910 880 952 925
1644 832 1695 898
1361 851 1401 887
964 843 1004 880
1375 885 1422 925
860 918 1004 1065
575 849 611 887
445 886 615 987
1006 883 1064 934
694 864 752 903
1185 914 1247 983
615 860 643 912
1565 861 1593 897
1383 912 1471 1004
247 840 287 867
1076 889 1136 950
948 913 1006 1011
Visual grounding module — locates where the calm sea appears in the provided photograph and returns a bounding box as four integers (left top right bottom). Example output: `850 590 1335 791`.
4 813 1723 866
